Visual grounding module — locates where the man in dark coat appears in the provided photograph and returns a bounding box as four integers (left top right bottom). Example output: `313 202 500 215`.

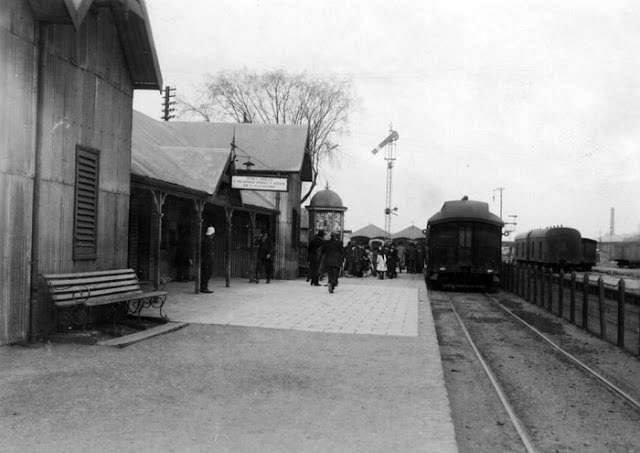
201 226 215 293
255 230 274 283
308 230 325 286
320 232 344 293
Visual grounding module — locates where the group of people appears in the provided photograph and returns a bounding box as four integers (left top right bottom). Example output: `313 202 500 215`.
307 231 427 292
197 225 426 294
343 241 426 279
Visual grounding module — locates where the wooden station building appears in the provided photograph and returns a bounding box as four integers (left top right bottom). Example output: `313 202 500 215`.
0 0 162 344
130 111 312 291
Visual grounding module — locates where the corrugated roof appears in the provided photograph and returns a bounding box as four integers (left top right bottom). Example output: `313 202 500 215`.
133 111 309 173
351 224 387 239
392 225 424 240
132 112 232 194
132 145 228 195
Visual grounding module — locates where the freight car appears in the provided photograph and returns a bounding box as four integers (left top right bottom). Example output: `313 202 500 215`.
425 196 503 291
513 226 595 271
600 235 640 268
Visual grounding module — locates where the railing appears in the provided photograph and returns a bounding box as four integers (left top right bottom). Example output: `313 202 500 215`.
501 262 640 356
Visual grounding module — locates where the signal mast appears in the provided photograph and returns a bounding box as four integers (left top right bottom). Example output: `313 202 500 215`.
371 126 400 237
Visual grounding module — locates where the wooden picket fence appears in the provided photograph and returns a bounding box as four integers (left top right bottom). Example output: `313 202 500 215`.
501 263 640 356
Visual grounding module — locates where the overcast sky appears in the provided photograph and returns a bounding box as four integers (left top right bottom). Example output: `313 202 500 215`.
134 0 640 239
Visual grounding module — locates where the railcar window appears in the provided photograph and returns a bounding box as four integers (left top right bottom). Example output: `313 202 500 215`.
459 225 472 247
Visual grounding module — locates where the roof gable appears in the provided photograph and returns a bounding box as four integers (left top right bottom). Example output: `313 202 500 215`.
28 0 162 89
351 224 387 239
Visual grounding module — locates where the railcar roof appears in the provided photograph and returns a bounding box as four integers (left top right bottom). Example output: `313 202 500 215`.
515 226 581 240
427 199 503 226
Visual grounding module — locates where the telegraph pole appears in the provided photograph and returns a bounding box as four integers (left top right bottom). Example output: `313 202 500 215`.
161 86 176 121
493 186 505 220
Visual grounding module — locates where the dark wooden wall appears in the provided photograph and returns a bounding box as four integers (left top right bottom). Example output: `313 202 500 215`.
0 1 136 343
0 0 38 344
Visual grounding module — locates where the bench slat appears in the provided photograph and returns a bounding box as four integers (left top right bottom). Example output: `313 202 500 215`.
51 285 142 302
84 292 149 307
54 291 144 308
48 279 140 295
42 269 136 279
46 273 137 287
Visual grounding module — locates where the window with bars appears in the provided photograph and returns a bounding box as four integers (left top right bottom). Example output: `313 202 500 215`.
73 146 100 260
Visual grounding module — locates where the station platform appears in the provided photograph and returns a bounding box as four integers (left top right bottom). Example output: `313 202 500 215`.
1 274 458 452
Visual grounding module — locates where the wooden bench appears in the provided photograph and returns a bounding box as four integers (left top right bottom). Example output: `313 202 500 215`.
42 269 168 330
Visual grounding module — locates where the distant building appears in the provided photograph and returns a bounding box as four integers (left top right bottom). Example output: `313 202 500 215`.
351 224 388 248
0 0 162 344
130 111 312 284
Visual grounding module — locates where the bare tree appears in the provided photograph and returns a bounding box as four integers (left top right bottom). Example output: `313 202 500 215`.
179 70 352 203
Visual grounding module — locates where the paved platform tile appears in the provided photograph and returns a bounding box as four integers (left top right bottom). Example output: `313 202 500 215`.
144 280 418 337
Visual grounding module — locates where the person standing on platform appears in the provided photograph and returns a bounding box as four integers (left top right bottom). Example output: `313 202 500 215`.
255 230 274 283
308 230 325 286
320 232 344 293
376 248 387 280
200 226 215 293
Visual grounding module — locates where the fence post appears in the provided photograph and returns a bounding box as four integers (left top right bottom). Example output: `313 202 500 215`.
526 265 532 302
598 277 606 339
582 273 590 332
617 279 625 348
532 266 538 304
558 270 564 318
540 267 546 307
547 269 553 311
570 271 576 324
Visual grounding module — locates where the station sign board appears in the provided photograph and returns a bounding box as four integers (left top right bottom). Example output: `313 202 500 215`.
231 175 288 192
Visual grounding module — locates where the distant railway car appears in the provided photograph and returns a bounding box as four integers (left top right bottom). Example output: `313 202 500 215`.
425 196 503 290
514 227 583 270
601 235 640 268
580 238 597 271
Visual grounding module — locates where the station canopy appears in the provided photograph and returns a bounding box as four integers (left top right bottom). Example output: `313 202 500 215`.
351 224 387 239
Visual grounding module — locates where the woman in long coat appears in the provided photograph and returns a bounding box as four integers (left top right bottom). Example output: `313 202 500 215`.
376 249 387 280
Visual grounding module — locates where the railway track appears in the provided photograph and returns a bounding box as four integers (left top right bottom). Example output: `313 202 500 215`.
437 291 640 452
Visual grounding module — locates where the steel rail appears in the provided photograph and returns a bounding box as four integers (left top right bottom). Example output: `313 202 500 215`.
448 295 539 453
487 295 640 413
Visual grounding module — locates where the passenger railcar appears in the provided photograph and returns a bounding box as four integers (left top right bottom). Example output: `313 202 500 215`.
514 227 584 270
425 196 503 290
580 238 597 271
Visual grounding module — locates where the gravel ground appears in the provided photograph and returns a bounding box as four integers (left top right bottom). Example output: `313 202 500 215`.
0 279 453 453
442 290 640 452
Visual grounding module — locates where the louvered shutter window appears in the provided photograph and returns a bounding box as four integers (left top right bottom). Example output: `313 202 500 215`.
73 146 100 260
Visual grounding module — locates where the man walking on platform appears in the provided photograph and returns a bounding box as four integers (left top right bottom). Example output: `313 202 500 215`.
308 230 325 286
320 232 344 294
255 230 274 283
201 226 215 293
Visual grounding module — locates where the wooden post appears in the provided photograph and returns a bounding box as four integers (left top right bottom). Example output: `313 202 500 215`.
526 266 531 302
598 277 606 339
617 279 625 348
248 212 257 282
547 269 553 311
150 190 167 290
224 206 233 288
582 273 589 332
532 266 538 305
540 267 546 307
558 270 564 318
193 199 205 294
570 272 576 324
